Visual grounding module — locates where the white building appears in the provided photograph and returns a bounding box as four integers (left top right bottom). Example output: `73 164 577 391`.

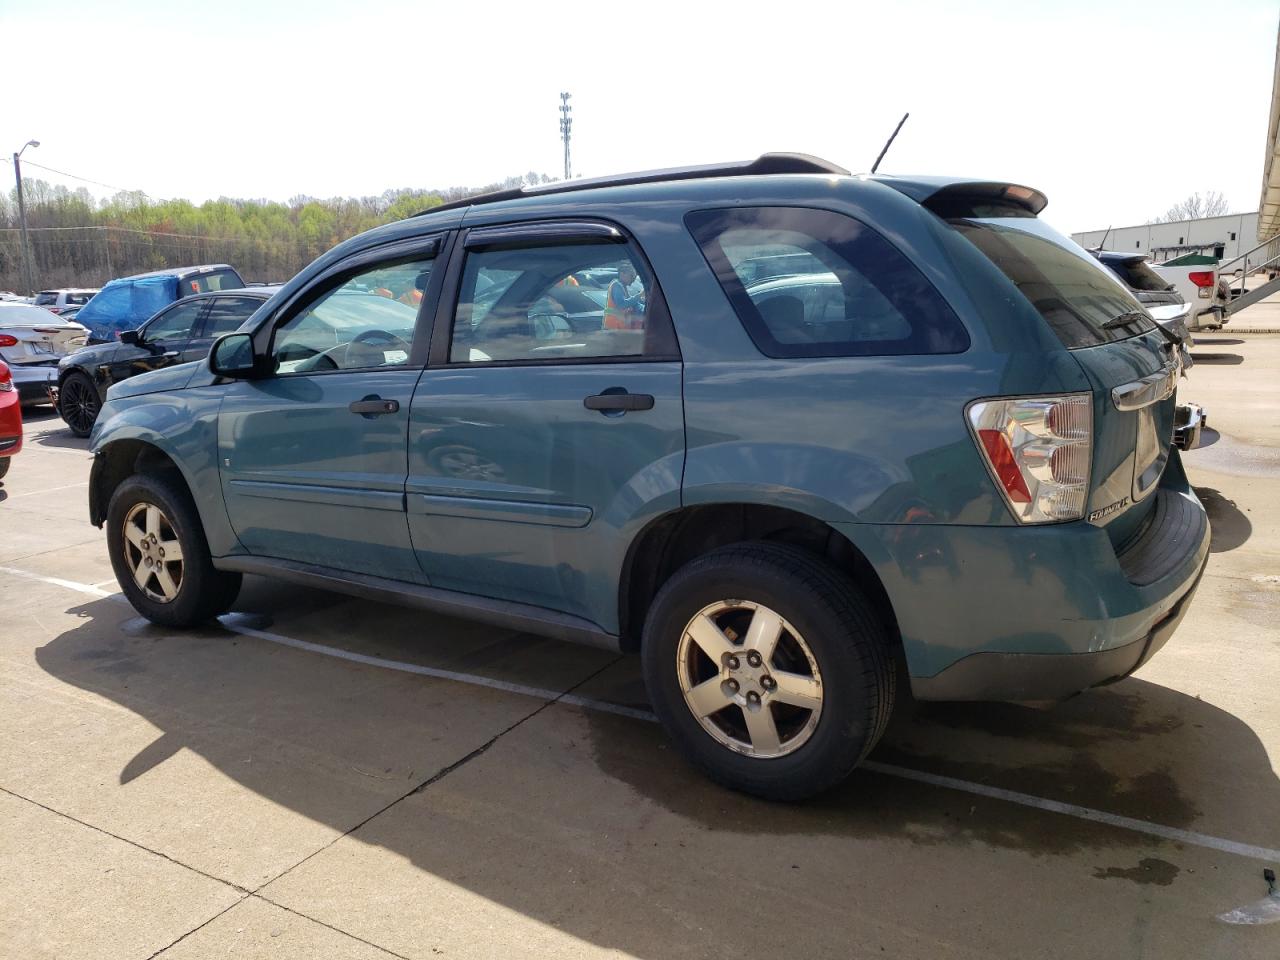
1071 212 1258 262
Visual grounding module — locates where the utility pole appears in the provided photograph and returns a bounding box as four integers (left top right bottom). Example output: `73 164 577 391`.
12 140 40 295
559 92 573 180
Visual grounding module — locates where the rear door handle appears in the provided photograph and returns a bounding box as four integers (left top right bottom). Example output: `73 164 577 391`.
584 391 655 413
349 397 400 416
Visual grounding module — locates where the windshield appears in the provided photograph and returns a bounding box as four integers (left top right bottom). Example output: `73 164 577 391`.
950 217 1155 349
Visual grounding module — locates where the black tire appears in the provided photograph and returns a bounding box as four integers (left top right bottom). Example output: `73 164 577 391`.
106 472 241 627
641 542 895 801
0 456 9 480
59 370 101 438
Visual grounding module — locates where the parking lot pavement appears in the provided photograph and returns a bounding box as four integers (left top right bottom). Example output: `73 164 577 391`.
1 339 1278 958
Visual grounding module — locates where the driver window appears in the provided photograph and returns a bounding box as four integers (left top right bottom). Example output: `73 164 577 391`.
273 259 432 373
142 299 206 343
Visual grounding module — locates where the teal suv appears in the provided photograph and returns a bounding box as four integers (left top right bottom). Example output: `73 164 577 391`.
89 155 1210 800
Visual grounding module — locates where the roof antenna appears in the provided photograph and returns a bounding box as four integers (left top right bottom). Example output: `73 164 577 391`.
1096 224 1112 251
870 113 910 174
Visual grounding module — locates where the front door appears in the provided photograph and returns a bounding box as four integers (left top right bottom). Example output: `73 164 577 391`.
218 243 443 582
108 297 208 384
408 223 685 628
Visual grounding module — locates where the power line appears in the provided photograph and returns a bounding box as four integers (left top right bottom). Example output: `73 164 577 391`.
0 225 246 242
16 160 152 197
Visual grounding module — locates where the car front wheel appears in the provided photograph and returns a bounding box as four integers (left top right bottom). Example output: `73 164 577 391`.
106 473 241 627
641 542 895 801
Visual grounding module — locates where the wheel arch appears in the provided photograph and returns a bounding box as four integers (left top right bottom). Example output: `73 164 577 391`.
617 502 900 657
90 437 191 528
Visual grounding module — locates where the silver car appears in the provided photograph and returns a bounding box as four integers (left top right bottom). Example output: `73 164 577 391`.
0 304 88 405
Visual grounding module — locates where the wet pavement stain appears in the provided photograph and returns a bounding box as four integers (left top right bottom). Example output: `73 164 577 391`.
1092 857 1180 886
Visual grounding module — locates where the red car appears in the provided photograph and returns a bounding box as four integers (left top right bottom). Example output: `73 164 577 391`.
0 359 22 480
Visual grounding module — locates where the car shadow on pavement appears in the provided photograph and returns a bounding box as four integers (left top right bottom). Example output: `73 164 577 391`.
32 592 1280 958
1194 486 1253 552
1190 353 1245 365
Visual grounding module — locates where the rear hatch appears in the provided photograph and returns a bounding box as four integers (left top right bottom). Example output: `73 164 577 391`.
928 198 1177 547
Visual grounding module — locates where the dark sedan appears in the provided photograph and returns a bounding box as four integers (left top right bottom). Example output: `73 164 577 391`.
54 287 279 436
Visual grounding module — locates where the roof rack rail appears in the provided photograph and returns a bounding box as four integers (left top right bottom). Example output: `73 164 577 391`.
416 153 850 217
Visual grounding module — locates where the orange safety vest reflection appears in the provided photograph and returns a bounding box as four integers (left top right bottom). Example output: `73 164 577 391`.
602 280 641 330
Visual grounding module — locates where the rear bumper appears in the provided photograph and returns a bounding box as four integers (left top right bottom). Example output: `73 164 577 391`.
1173 401 1205 451
842 449 1211 702
908 553 1206 701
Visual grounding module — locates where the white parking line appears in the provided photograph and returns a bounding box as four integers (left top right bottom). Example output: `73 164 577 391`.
5 481 91 498
4 563 1279 864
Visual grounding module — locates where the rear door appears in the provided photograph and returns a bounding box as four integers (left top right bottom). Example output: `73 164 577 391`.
407 220 684 627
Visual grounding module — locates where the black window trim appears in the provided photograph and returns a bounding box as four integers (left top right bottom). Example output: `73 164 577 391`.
686 204 971 360
253 233 450 378
428 217 681 369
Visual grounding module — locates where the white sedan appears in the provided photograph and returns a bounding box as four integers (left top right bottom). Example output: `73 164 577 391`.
0 304 88 406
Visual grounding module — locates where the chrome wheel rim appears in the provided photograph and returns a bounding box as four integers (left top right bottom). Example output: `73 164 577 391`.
122 502 184 603
676 600 823 759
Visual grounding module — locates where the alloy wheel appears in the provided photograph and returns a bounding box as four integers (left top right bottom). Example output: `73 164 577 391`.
61 377 99 434
122 502 184 603
675 600 823 758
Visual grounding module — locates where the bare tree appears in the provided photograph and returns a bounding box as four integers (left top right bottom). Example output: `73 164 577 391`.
1151 191 1230 223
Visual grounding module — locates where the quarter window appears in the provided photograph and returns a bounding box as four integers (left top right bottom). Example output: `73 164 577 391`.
686 207 969 358
449 237 675 363
272 260 431 373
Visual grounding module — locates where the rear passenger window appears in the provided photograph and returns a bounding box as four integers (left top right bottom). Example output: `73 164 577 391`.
686 207 969 358
203 296 264 336
449 237 677 364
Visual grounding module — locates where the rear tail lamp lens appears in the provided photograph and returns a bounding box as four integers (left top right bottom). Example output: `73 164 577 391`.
0 334 18 347
968 394 1093 523
1188 271 1215 288
0 362 12 391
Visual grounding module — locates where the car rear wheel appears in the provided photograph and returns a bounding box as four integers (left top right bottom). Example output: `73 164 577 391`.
641 542 895 801
59 371 100 438
106 473 241 627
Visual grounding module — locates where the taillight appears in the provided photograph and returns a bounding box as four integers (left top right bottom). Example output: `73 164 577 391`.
0 362 12 392
0 334 18 347
968 394 1093 523
1188 271 1215 288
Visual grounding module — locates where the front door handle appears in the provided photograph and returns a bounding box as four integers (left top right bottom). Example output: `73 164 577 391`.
584 390 655 413
349 397 400 417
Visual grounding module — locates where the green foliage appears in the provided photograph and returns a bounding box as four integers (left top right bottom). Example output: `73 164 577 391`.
0 174 539 292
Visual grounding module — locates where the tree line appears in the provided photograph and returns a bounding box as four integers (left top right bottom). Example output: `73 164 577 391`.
0 171 555 293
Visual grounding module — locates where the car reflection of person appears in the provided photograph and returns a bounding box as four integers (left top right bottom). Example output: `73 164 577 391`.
603 262 646 329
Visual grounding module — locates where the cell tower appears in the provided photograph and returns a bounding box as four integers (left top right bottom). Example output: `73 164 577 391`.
559 92 573 180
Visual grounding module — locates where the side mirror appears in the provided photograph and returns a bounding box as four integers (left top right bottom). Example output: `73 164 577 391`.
209 333 259 379
118 329 140 345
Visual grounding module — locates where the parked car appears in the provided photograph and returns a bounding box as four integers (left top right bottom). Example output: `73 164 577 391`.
0 359 22 480
1090 250 1204 450
54 287 277 436
1150 255 1231 331
73 264 244 344
32 288 100 316
87 154 1209 800
0 304 89 405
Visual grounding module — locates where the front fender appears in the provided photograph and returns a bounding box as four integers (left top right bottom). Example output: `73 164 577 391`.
90 388 240 556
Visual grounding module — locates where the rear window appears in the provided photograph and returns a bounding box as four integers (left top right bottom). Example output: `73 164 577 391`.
949 218 1155 349
1103 258 1173 293
185 269 243 294
687 206 969 358
34 292 58 305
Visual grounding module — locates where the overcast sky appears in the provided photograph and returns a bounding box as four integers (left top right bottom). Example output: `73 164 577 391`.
3 0 1277 235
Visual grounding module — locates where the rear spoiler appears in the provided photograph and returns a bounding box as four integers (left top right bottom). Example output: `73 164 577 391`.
870 176 1048 217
